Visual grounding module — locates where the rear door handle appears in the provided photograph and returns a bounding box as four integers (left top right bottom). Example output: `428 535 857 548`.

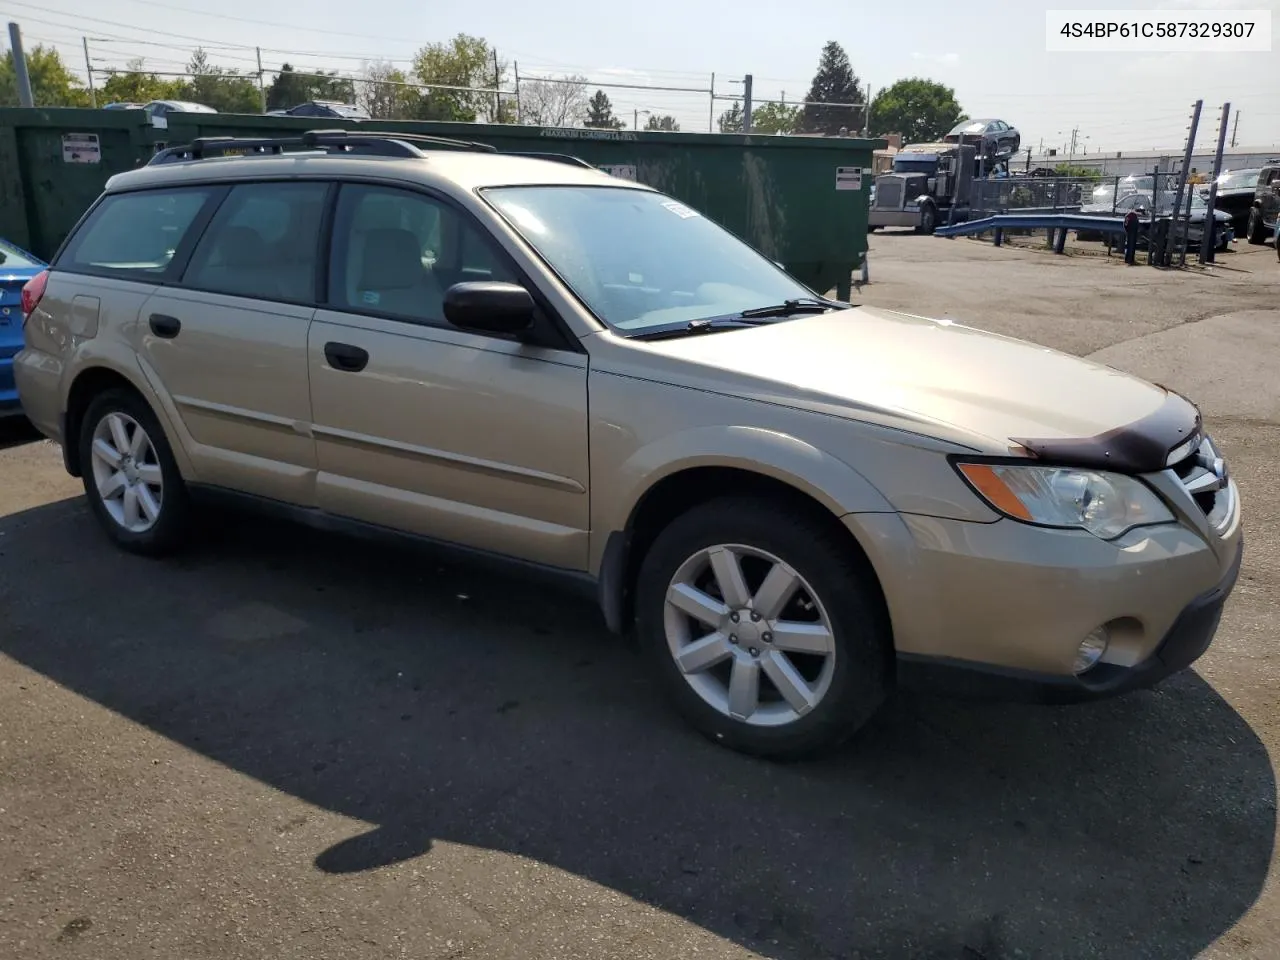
324 341 369 372
149 314 181 338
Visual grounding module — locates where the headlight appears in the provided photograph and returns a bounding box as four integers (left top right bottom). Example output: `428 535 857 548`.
955 462 1174 540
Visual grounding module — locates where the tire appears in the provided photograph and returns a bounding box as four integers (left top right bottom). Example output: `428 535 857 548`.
1246 208 1266 244
78 388 192 556
634 497 892 760
916 203 938 235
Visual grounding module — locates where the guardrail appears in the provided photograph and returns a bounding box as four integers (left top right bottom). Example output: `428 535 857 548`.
934 213 1140 262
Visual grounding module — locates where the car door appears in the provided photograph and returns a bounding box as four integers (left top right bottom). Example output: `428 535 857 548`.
138 179 330 506
308 182 591 571
1262 169 1280 225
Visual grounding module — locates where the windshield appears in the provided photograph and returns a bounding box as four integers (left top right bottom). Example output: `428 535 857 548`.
0 238 40 269
1218 168 1261 190
483 186 817 332
892 158 937 174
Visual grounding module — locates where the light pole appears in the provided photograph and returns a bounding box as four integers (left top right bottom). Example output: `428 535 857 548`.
634 108 650 130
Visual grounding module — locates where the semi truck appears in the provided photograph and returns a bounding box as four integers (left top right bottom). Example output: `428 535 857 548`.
867 142 979 234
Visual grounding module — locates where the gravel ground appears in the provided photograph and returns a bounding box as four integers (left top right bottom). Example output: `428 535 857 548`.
1 233 1278 960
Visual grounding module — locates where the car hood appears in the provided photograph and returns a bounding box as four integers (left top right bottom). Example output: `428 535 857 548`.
630 305 1195 463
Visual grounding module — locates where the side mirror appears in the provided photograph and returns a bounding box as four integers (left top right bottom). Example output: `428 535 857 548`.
443 281 535 336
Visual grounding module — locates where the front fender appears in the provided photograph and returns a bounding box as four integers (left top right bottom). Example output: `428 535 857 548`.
593 423 894 556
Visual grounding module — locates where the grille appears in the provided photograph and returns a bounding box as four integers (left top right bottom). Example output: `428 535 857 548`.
1168 434 1232 532
875 180 903 209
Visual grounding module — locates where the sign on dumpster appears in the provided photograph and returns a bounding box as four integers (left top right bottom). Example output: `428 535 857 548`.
61 133 101 164
835 166 862 190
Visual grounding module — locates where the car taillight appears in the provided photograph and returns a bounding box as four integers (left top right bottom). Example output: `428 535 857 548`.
21 269 48 320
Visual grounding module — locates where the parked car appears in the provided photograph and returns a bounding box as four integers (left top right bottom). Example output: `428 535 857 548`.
1245 161 1280 244
276 100 370 120
1078 190 1232 251
13 131 1243 759
101 102 144 111
142 100 218 124
942 118 1020 158
1201 167 1262 235
0 237 46 417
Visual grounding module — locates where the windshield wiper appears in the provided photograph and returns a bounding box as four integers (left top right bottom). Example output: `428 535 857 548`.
628 298 851 341
738 297 846 319
629 316 777 341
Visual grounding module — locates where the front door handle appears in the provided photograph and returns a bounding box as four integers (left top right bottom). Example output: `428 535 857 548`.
324 341 369 372
149 313 181 338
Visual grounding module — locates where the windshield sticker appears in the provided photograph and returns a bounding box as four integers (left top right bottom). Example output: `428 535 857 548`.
661 200 699 219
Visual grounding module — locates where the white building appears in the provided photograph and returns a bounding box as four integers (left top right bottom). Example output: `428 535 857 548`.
1022 146 1279 177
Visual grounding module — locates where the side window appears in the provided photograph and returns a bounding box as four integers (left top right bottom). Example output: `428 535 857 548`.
58 187 213 277
182 181 329 302
328 184 519 326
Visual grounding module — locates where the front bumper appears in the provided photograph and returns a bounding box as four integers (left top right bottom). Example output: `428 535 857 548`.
896 536 1242 703
868 209 920 228
844 472 1243 703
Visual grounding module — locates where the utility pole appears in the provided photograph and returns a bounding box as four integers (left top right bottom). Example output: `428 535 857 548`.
1160 99 1202 267
7 23 34 107
492 49 500 121
255 46 266 114
1230 110 1240 148
742 73 753 134
708 72 715 133
82 37 96 108
1067 127 1079 168
1199 101 1231 265
512 61 522 124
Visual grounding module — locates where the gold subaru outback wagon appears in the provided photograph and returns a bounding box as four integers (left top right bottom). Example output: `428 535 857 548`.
14 130 1243 759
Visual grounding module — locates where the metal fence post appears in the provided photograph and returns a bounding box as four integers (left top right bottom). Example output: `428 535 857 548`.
1160 100 1202 267
1199 101 1231 264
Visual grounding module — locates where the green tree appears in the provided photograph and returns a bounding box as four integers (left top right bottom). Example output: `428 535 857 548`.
265 62 355 112
357 60 417 120
100 58 184 105
0 45 91 107
180 48 260 113
583 89 623 129
868 77 965 145
643 113 680 132
799 41 862 136
410 33 505 123
717 100 743 133
751 101 800 135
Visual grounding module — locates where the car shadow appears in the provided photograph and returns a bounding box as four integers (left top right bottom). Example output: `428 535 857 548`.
0 499 1273 960
0 416 38 451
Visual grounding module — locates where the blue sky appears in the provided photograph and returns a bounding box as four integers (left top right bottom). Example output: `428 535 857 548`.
4 0 1277 152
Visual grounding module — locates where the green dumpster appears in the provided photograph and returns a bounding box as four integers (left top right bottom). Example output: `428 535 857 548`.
0 108 881 298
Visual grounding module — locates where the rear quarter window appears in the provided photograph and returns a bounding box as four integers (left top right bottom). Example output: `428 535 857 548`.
57 187 214 278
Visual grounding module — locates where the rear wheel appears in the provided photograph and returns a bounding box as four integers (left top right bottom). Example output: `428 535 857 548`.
1246 208 1267 244
635 497 892 759
78 389 192 556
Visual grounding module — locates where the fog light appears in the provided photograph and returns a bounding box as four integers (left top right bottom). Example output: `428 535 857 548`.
1074 627 1110 674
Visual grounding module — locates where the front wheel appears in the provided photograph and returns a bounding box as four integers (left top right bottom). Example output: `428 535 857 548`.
916 203 938 235
79 389 192 556
634 498 892 759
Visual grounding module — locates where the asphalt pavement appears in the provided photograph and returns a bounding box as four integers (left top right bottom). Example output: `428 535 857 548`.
2 234 1279 959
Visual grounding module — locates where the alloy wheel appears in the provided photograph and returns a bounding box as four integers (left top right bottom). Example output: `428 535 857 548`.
89 411 164 533
663 544 837 727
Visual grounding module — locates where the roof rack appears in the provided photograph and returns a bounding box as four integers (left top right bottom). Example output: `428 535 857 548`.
510 152 596 169
148 128 497 165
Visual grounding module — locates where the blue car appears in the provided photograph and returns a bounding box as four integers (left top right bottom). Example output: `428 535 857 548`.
0 238 46 417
